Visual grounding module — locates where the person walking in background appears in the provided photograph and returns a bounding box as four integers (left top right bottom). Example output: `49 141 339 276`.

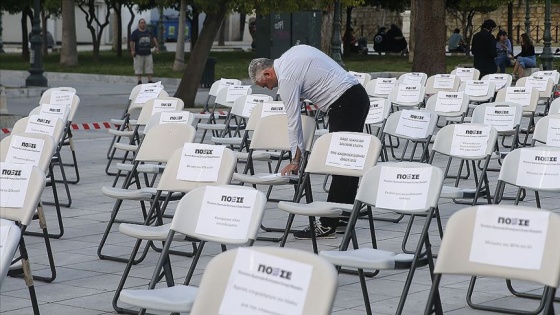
471 19 497 78
448 28 466 53
512 33 537 79
248 45 370 239
130 18 159 85
495 30 514 73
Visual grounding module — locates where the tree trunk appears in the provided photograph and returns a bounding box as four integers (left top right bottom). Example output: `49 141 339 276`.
60 0 79 66
408 7 416 63
190 6 199 50
173 0 187 71
78 0 111 62
411 0 446 76
218 17 226 46
175 6 228 108
321 5 334 54
126 4 135 51
21 7 32 61
113 4 123 57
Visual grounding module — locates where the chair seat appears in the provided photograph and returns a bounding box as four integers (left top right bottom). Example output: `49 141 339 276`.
101 186 156 200
193 112 211 120
234 150 278 161
233 173 297 185
110 118 126 125
113 143 139 152
211 136 243 145
446 116 471 123
440 185 476 199
108 129 135 137
115 163 163 174
119 285 198 313
119 223 171 240
196 123 226 131
319 248 414 270
278 201 354 217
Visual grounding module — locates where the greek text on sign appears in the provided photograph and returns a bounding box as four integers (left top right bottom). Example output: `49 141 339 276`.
151 99 178 114
159 111 190 124
365 99 387 124
454 67 475 82
134 84 163 104
433 74 456 89
241 95 270 117
470 206 549 270
226 85 251 103
195 186 259 240
450 124 491 157
434 91 464 113
0 162 33 208
375 166 431 211
396 84 422 103
374 78 396 95
516 149 560 189
5 135 45 167
401 73 424 85
504 87 532 107
535 70 559 83
25 115 57 137
325 133 371 170
464 80 490 97
483 106 516 132
395 110 431 138
261 102 286 117
219 247 313 315
39 104 70 122
486 74 509 90
176 143 225 182
49 90 75 106
349 71 367 86
217 78 241 94
545 118 560 147
524 77 550 93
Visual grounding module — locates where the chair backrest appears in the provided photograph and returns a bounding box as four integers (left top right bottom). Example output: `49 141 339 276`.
304 132 381 177
435 204 560 288
0 219 22 286
365 98 392 125
39 88 80 121
12 116 66 144
135 96 184 125
425 91 470 118
425 74 461 95
495 86 540 113
249 114 316 152
365 78 398 98
189 246 338 315
30 103 71 123
497 146 560 192
155 145 237 192
215 85 251 107
481 73 513 91
532 114 560 146
516 76 555 100
169 185 266 244
213 78 242 96
229 94 273 118
549 98 560 114
458 80 496 101
451 67 480 81
388 83 425 106
398 72 428 86
349 71 372 87
383 109 439 140
0 133 57 173
134 123 196 163
0 165 46 226
431 123 498 159
355 162 444 214
143 111 196 133
531 70 560 84
471 102 523 134
131 87 169 108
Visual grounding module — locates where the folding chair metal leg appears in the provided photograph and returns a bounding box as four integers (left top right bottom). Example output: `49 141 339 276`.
43 154 72 208
56 137 80 184
423 274 444 315
17 237 41 315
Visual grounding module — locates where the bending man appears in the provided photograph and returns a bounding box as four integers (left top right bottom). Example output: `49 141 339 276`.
248 45 370 239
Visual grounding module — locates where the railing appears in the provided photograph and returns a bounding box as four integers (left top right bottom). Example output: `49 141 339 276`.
512 24 560 44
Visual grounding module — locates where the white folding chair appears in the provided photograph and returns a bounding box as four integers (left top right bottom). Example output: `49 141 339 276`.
365 77 398 99
451 67 481 82
425 74 461 97
117 185 266 315
424 205 560 315
319 162 444 315
495 86 540 146
398 72 428 86
459 80 496 105
516 76 555 115
364 98 392 137
349 71 372 87
388 83 425 109
425 91 470 125
482 73 513 91
548 97 560 114
531 114 560 147
190 247 338 315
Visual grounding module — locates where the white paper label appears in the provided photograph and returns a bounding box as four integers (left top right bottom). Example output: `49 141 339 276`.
534 70 559 83
395 110 431 138
0 162 33 208
24 115 57 137
504 87 532 107
396 84 422 103
134 84 163 104
38 104 70 122
516 149 560 189
375 166 431 210
226 85 251 103
470 206 549 270
454 67 475 82
450 125 491 157
219 248 313 315
217 78 241 94
5 135 45 167
464 80 490 97
374 78 396 96
524 77 550 93
151 99 178 114
49 90 75 106
365 99 386 124
176 143 225 182
434 92 464 113
159 112 190 124
545 118 560 147
195 186 259 240
261 102 286 117
486 74 509 90
401 73 424 86
325 133 371 170
433 74 456 89
242 95 270 117
483 106 517 132
349 71 367 86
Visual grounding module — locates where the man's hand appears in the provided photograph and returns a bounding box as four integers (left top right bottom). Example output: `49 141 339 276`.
131 51 136 58
281 163 299 176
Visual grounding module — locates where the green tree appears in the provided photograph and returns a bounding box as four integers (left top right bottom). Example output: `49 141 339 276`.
1 0 33 60
76 0 112 62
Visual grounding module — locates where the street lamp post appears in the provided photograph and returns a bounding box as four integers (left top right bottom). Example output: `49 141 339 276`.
26 0 48 87
330 1 344 68
0 11 5 53
524 0 531 35
540 0 553 70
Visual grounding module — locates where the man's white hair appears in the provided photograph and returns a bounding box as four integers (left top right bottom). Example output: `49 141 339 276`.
248 58 274 83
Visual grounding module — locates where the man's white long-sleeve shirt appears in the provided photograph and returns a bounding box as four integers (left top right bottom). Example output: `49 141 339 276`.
273 45 358 157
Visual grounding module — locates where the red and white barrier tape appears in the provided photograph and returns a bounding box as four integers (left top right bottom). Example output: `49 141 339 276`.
2 121 119 134
306 104 319 111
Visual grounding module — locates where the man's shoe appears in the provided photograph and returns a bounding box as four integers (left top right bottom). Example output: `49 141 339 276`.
336 219 348 234
137 80 142 85
293 221 336 240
